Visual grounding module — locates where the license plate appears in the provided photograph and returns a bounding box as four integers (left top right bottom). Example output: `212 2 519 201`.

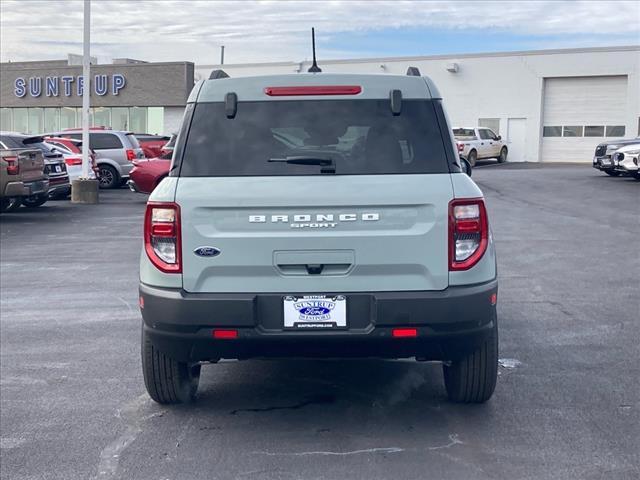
55 165 61 173
283 295 347 329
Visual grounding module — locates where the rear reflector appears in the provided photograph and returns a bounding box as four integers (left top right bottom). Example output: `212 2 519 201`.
392 328 418 338
213 329 238 339
264 86 362 96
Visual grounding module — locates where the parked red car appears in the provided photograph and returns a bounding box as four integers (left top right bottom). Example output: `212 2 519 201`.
127 153 171 194
134 134 171 159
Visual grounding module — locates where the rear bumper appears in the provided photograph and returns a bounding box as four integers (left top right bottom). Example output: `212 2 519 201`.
140 279 498 362
3 179 49 197
48 178 71 197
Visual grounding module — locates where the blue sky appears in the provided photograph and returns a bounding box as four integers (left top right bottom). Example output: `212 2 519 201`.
319 27 640 59
1 1 639 64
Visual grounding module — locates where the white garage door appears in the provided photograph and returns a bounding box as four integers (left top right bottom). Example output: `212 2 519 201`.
541 76 628 162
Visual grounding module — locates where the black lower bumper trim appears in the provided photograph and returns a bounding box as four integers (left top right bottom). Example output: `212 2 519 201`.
140 280 498 362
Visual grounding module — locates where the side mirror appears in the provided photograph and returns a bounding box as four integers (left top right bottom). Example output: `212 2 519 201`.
460 158 472 177
496 135 502 140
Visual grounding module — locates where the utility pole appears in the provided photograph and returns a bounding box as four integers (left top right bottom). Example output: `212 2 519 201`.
72 0 98 203
81 0 91 179
220 45 225 65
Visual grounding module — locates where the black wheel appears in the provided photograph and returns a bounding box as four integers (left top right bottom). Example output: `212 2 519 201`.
605 170 620 177
497 147 508 163
98 165 120 189
21 193 48 208
141 326 201 404
1 197 22 213
443 318 498 403
467 150 477 167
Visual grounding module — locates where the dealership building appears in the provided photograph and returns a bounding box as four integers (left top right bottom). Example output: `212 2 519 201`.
0 57 194 138
1 45 638 162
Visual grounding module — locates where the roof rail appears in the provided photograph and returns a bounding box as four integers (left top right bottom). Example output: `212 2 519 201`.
406 66 421 76
209 69 230 80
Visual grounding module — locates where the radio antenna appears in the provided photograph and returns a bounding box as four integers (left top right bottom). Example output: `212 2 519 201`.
307 27 322 73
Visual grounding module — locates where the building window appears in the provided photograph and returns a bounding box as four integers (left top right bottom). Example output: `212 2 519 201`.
478 118 500 135
147 107 164 135
27 108 44 134
44 108 60 133
543 126 562 137
60 107 77 130
605 125 625 137
76 108 94 128
93 107 111 127
129 107 147 133
0 108 11 131
584 126 604 137
112 107 129 130
562 126 583 137
13 108 28 133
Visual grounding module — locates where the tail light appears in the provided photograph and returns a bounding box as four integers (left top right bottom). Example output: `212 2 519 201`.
126 149 136 161
64 156 83 166
5 155 19 175
449 198 488 271
456 143 464 153
144 202 181 273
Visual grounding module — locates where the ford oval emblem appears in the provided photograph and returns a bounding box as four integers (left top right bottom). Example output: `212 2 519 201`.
193 246 221 258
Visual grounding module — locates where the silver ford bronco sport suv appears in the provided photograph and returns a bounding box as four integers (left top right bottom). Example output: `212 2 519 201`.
139 70 499 404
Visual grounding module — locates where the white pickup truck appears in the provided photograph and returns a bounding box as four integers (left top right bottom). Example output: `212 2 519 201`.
453 127 508 166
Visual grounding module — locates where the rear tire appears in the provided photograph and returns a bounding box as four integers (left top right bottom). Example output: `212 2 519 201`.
98 165 120 189
21 193 48 208
141 326 201 404
605 170 620 177
467 150 477 167
1 197 22 212
497 147 508 163
443 319 498 403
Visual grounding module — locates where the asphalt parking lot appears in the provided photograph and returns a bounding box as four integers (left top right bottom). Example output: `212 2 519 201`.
1 164 638 480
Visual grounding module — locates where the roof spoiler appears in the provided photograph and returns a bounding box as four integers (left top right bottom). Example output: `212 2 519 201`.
406 66 421 76
209 69 229 80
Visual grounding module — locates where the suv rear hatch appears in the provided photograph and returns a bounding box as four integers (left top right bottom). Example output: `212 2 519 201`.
175 97 454 293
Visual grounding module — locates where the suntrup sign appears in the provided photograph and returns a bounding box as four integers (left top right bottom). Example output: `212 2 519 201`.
14 74 126 98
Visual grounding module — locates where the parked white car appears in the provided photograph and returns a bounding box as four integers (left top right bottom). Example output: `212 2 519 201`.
453 127 508 166
613 143 640 180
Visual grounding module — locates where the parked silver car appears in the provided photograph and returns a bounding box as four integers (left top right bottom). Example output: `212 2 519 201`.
48 128 144 189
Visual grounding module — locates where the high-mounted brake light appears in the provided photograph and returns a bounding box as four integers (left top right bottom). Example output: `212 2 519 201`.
5 155 19 175
449 198 488 271
264 86 362 96
144 202 181 273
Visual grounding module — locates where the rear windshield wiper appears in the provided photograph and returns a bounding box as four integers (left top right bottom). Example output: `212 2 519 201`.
268 156 335 173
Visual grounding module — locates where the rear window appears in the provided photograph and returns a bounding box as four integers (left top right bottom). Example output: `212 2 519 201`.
126 133 141 149
90 133 123 150
179 100 449 176
453 128 476 138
